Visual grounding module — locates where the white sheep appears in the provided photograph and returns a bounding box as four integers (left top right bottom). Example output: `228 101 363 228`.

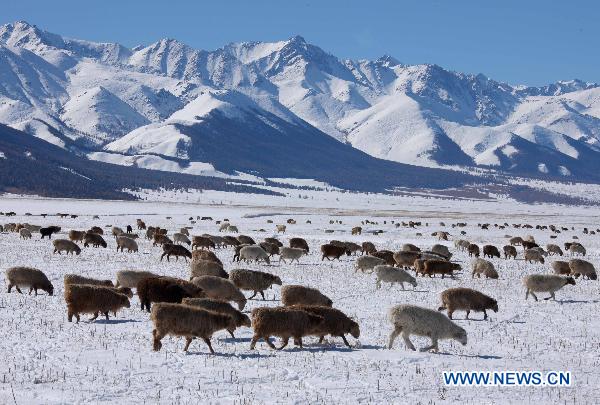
523 274 576 301
388 304 467 352
355 255 385 273
239 245 271 264
279 247 307 264
374 265 417 290
471 258 498 279
524 249 545 264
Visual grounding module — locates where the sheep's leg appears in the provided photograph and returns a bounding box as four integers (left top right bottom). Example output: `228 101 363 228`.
259 291 266 300
90 312 100 321
525 289 529 300
152 329 163 351
183 337 193 352
28 287 33 295
228 329 235 338
277 337 290 350
530 291 538 301
295 337 303 348
375 279 381 289
202 337 215 354
483 310 488 320
465 310 470 319
420 337 439 352
104 312 110 320
7 284 13 293
400 282 405 290
448 309 454 319
341 335 351 347
248 291 257 299
387 326 401 349
75 314 80 323
250 335 259 350
401 331 416 351
159 253 165 261
264 336 276 349
67 311 73 322
544 291 556 301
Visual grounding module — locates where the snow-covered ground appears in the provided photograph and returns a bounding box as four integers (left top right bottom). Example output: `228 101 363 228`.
0 192 598 404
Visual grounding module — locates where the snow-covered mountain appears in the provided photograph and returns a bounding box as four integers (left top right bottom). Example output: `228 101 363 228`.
2 20 600 184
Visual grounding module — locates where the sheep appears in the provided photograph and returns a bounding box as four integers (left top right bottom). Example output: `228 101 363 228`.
223 236 241 247
115 270 160 289
53 239 81 255
218 222 230 232
374 265 417 290
319 244 347 261
89 226 103 235
137 219 146 230
471 258 498 279
116 236 138 253
371 250 396 265
393 251 420 269
249 306 325 350
40 226 61 239
551 260 571 275
351 226 362 235
482 245 501 259
6 267 54 296
569 243 586 256
354 255 385 273
431 244 451 259
453 240 469 251
344 242 362 255
161 243 192 262
503 245 517 259
191 276 247 310
422 260 461 278
292 305 360 347
546 244 564 256
229 269 282 299
276 224 287 233
179 227 190 236
438 288 498 320
19 228 32 239
137 277 203 312
569 259 597 280
468 243 480 257
259 242 280 257
151 303 235 353
65 284 130 322
237 235 256 245
182 298 251 337
289 237 309 252
190 260 228 279
239 245 271 264
152 234 172 247
522 241 539 250
145 228 156 240
264 237 283 247
361 241 377 255
388 304 467 352
281 285 332 307
523 274 576 301
111 226 124 238
64 274 113 287
209 235 225 248
173 233 191 246
192 249 223 265
83 232 107 248
524 249 545 264
228 225 239 233
403 243 421 252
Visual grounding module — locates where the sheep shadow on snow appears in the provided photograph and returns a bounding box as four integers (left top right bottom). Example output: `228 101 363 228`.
93 319 141 325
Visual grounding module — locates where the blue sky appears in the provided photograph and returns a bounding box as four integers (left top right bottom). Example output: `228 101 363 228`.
2 0 597 86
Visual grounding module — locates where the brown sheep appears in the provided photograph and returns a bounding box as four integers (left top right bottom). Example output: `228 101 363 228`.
361 241 376 255
153 234 172 247
53 239 81 255
351 226 362 235
438 288 498 320
137 277 204 312
192 236 215 250
223 236 241 247
569 259 597 280
467 244 480 257
321 244 348 261
393 251 421 269
190 260 228 279
83 232 107 248
237 235 256 245
402 243 420 252
65 284 130 322
264 237 283 247
64 274 113 287
259 242 280 257
191 276 247 310
503 245 517 259
161 243 192 262
116 236 138 253
289 237 309 252
68 230 86 244
482 245 500 259
551 261 571 275
229 269 282 299
192 250 223 266
371 250 395 266
422 260 461 278
281 285 332 307
89 226 103 235
292 305 360 347
6 267 54 296
151 303 235 353
250 307 325 350
182 297 251 337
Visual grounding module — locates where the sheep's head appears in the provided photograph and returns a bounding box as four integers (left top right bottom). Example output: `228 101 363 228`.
272 275 283 286
240 313 252 328
263 256 271 265
409 278 418 288
349 321 360 339
46 284 54 296
237 298 247 311
453 328 468 346
539 257 545 264
565 277 576 286
451 263 462 271
489 299 499 313
75 247 81 255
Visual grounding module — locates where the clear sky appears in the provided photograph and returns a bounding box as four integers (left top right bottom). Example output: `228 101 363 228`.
2 0 597 86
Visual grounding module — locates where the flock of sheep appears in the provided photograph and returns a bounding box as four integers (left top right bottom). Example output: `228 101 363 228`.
2 214 597 354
